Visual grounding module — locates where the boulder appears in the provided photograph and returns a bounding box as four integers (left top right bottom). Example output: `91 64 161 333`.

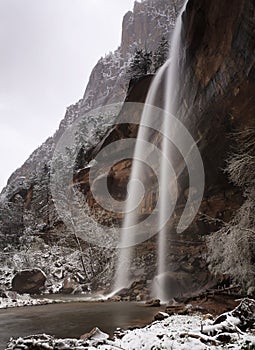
136 293 148 302
128 279 147 298
154 311 169 320
60 277 78 294
80 327 109 341
122 295 131 302
108 295 122 302
165 303 189 316
145 298 161 307
12 269 46 294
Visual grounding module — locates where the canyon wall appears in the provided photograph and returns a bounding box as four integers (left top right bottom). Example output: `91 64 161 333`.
74 0 255 294
0 0 254 295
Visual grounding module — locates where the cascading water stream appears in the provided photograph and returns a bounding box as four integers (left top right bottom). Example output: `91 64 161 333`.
154 0 189 301
113 65 169 292
114 0 189 297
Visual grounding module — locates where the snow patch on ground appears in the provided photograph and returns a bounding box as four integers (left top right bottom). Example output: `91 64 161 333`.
0 292 60 309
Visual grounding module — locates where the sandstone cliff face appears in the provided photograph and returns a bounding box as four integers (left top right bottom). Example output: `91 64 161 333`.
181 0 255 193
81 0 255 223
73 0 255 292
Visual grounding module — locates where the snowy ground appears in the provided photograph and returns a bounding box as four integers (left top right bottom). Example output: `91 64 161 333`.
0 291 63 309
5 314 255 350
0 290 106 309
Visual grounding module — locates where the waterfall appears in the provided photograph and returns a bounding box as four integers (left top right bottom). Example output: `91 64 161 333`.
154 0 189 301
114 0 189 297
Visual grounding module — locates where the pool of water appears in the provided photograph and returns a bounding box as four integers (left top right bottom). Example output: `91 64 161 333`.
0 301 163 349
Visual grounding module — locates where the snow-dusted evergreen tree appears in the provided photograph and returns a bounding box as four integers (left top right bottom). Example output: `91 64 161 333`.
128 49 153 79
207 128 255 294
153 36 169 72
128 39 171 78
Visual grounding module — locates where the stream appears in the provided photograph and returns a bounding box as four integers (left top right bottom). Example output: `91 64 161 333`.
0 300 164 349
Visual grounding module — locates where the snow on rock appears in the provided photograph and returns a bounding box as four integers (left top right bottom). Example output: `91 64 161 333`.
80 327 109 341
0 237 116 299
6 334 91 350
0 292 58 309
113 315 254 350
0 243 90 297
197 298 255 338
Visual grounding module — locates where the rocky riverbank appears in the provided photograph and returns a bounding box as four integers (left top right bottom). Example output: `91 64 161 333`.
5 299 255 350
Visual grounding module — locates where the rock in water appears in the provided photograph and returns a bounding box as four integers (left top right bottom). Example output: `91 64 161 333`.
154 311 169 320
145 298 161 307
12 269 46 294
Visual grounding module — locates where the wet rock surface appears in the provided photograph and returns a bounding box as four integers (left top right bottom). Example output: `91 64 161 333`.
145 298 161 307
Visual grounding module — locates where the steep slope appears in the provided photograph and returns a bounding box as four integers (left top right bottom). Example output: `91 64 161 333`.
79 0 184 116
0 0 182 242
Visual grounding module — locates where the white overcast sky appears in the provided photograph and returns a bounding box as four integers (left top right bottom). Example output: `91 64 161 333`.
0 0 135 190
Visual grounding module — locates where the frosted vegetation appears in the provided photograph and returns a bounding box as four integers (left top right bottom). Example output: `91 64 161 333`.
207 128 255 293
